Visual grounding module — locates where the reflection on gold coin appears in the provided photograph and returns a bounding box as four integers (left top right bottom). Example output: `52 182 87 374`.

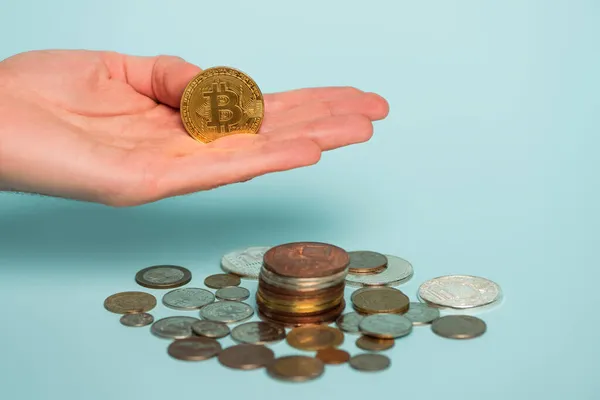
286 325 344 351
180 66 264 143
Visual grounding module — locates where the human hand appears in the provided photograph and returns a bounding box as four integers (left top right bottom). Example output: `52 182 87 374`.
0 50 389 206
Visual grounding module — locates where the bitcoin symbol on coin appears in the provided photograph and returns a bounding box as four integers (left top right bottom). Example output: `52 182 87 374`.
203 82 243 133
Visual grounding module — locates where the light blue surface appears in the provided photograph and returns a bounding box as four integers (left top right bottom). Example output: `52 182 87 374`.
1 1 599 399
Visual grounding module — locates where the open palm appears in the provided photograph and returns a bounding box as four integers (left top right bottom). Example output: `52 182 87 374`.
0 50 389 206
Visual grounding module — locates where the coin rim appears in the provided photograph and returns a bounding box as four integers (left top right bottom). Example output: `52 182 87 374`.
431 315 487 339
134 265 192 289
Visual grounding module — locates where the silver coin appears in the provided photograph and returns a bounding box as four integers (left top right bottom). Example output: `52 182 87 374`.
403 302 440 325
335 312 364 334
135 265 192 289
221 246 271 279
120 312 154 327
199 301 254 324
231 321 286 345
215 286 250 301
191 320 230 339
259 266 347 291
349 354 391 372
418 275 501 309
345 254 413 287
162 287 215 310
359 313 413 339
150 316 200 339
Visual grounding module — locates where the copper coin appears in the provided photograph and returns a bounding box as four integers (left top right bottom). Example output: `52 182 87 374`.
349 353 391 372
316 348 351 364
263 242 350 278
286 325 344 351
167 337 222 361
204 274 241 289
119 312 154 327
431 315 487 339
266 356 325 382
257 300 345 327
104 291 156 314
135 265 192 289
348 251 388 274
351 287 409 314
231 321 286 345
218 344 275 370
356 336 395 351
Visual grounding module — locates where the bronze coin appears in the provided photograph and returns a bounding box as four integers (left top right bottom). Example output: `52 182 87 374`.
204 273 241 289
348 251 388 274
263 242 350 278
355 336 395 351
135 265 192 289
431 315 487 339
167 337 222 361
286 325 344 351
351 286 410 314
316 348 351 364
266 356 325 382
257 299 346 326
104 291 157 314
218 344 275 370
349 353 391 372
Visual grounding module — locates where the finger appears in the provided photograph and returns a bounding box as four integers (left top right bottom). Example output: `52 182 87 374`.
264 87 364 113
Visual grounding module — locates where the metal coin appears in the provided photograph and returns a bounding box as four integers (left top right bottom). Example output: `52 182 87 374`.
215 286 250 301
359 313 413 339
335 312 364 334
431 315 487 339
150 316 199 339
231 321 286 345
221 246 270 279
355 336 395 351
351 286 410 314
348 251 387 274
263 242 350 278
119 312 154 327
104 291 156 314
286 326 344 351
349 354 391 372
218 344 275 370
418 275 501 309
167 337 222 361
135 265 192 289
204 273 241 289
345 254 413 287
162 287 215 310
191 320 230 339
199 301 254 324
266 356 325 382
316 348 351 365
404 302 440 325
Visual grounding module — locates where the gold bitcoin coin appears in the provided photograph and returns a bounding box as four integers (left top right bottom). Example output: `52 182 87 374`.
180 66 264 143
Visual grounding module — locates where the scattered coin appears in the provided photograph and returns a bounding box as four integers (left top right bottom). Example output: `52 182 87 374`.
349 354 391 372
199 301 254 323
266 356 325 382
204 274 241 289
191 320 230 339
218 344 275 370
335 312 364 334
356 336 395 352
119 312 154 327
348 251 388 274
231 321 286 345
220 246 271 279
403 302 440 325
359 313 413 339
167 337 222 361
263 242 350 278
215 286 250 301
162 287 215 310
135 265 192 289
346 254 413 287
316 348 351 365
418 275 501 309
286 325 344 351
104 291 157 314
431 315 487 339
351 286 410 314
150 316 199 339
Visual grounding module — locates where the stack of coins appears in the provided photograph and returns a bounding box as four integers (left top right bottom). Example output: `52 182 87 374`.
256 242 350 327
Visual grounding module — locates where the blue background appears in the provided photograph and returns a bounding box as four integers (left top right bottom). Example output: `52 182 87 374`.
0 1 598 399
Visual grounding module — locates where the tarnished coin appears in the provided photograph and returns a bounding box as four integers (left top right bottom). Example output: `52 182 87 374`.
218 344 275 370
356 336 395 351
231 321 286 345
191 320 230 339
418 275 501 309
167 337 222 361
404 302 440 325
135 265 192 289
346 254 413 287
348 251 388 274
335 312 364 334
267 356 325 382
316 348 351 365
349 354 391 372
263 242 350 278
215 286 250 301
351 286 410 314
162 287 215 310
286 326 344 351
150 316 199 339
221 246 270 279
104 291 156 314
119 312 154 327
431 315 487 339
199 301 254 323
204 274 241 289
359 313 413 339
180 66 264 143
